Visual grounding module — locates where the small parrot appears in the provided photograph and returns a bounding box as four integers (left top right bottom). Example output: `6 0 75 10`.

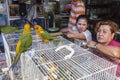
0 26 22 34
10 22 32 70
34 25 57 43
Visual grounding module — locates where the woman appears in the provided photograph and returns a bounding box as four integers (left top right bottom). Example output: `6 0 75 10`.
87 20 120 77
66 15 92 42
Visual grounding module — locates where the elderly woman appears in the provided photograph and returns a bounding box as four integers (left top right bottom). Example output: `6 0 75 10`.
87 20 120 77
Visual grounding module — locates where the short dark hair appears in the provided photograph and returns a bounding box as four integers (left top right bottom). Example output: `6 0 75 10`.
76 15 89 24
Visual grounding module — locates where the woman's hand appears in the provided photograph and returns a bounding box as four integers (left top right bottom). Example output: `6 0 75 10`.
66 28 78 38
68 28 78 34
67 33 74 38
87 41 97 48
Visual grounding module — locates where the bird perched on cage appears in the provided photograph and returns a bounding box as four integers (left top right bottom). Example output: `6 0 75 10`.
34 25 57 43
10 22 32 70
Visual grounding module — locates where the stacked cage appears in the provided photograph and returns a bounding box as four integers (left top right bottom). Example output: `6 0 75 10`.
21 36 118 80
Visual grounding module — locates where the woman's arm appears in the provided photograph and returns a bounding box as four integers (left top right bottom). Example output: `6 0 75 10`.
67 32 86 40
60 27 71 36
66 28 87 40
60 27 70 33
87 41 120 58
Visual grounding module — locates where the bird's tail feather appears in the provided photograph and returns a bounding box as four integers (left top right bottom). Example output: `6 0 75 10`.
9 53 21 71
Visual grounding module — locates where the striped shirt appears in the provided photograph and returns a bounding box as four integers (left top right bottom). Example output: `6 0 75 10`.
68 0 85 28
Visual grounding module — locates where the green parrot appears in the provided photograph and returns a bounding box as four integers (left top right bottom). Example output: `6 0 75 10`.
0 26 23 34
34 25 57 43
10 22 32 70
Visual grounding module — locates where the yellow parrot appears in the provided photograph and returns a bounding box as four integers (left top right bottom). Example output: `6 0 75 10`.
10 22 32 70
34 25 57 43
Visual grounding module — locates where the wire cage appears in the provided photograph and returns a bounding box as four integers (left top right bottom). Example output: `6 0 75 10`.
1 31 34 80
21 42 118 80
31 35 74 51
1 33 19 80
2 31 119 80
1 31 72 80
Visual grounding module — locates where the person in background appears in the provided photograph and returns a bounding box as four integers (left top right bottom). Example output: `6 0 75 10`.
87 20 120 77
62 15 92 42
68 0 85 28
60 0 85 32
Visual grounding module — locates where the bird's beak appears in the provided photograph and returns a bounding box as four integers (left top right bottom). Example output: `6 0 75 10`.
34 26 38 30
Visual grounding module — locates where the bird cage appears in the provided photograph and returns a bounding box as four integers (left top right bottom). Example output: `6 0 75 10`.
31 35 73 51
1 31 39 80
21 42 118 80
1 32 20 80
1 31 72 80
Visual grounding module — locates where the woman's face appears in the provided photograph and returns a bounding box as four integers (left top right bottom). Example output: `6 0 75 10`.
97 25 114 45
76 19 88 33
